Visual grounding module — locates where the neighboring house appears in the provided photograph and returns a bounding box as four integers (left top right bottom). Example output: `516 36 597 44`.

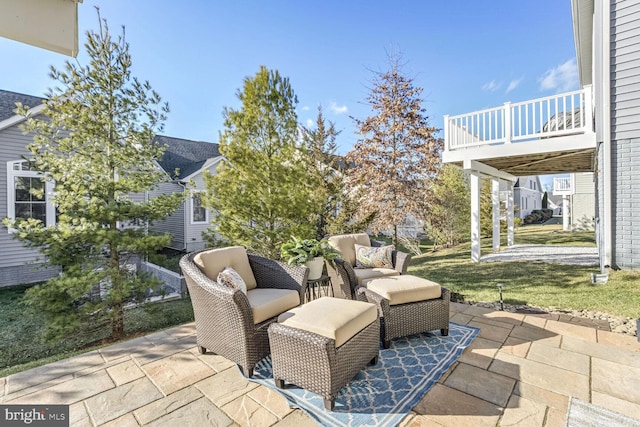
0 89 222 287
499 176 544 220
513 176 544 220
150 135 222 253
442 0 639 271
0 90 60 287
553 173 596 231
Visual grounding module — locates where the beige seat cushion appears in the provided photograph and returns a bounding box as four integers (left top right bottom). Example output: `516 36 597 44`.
328 233 371 267
278 297 377 347
364 275 441 306
193 246 257 290
354 267 399 286
246 288 300 324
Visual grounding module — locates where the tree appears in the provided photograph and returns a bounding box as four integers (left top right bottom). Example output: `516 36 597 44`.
542 191 549 209
302 106 345 240
204 66 315 258
4 12 184 341
425 165 470 248
348 57 441 247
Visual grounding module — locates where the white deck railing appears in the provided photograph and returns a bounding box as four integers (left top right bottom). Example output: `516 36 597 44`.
553 177 572 193
444 85 593 151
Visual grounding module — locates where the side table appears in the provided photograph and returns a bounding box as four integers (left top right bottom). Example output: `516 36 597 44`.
305 275 333 302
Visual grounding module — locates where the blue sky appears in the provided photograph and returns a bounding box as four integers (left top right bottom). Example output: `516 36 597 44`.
2 1 577 188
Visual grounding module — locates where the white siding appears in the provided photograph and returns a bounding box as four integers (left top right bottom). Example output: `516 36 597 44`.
184 164 217 250
0 122 53 274
611 0 640 268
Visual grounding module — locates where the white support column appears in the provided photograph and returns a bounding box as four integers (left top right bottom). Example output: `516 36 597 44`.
492 178 500 251
507 189 514 246
563 195 570 231
470 171 481 263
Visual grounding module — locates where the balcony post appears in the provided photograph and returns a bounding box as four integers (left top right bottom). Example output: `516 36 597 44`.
444 115 450 151
563 195 570 231
470 171 481 263
492 178 500 252
504 102 512 144
507 189 514 246
583 84 594 133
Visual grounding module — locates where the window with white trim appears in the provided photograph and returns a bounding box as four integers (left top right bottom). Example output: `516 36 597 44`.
7 160 56 227
191 192 208 224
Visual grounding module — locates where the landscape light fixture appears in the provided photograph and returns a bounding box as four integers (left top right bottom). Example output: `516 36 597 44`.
496 283 505 311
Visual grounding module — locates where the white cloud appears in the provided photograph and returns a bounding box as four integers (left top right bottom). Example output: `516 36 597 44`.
538 59 578 92
329 101 348 114
481 80 500 92
301 105 310 111
506 76 524 94
305 118 314 127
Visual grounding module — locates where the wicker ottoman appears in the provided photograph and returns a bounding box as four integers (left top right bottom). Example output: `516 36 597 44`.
267 297 380 410
359 275 450 349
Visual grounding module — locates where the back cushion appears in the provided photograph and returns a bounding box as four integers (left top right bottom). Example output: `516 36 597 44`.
328 233 371 266
193 246 258 290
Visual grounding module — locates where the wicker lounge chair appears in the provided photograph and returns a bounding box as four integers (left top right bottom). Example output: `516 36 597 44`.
180 246 308 377
328 233 411 299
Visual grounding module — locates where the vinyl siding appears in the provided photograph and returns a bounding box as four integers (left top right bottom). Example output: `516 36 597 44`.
184 165 216 251
148 181 185 250
0 122 56 281
611 0 640 268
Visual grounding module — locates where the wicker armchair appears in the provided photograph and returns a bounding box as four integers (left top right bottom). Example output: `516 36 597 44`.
328 233 411 299
180 247 308 377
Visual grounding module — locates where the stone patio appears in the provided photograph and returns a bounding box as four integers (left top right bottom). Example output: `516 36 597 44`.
1 302 639 426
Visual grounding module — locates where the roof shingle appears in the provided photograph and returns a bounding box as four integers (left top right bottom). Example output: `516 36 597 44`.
0 89 45 122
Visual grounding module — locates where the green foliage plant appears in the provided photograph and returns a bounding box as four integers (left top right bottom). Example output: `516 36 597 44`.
425 165 470 248
3 11 185 341
204 66 316 258
280 237 339 268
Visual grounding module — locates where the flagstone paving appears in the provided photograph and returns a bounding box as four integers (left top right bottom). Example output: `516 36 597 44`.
2 302 639 426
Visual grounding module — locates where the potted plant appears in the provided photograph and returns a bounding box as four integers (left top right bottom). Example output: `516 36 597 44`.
280 237 340 280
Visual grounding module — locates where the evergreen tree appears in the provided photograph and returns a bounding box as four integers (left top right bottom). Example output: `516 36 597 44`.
348 57 441 247
204 66 315 258
425 165 470 248
302 106 345 240
542 191 549 209
4 12 184 340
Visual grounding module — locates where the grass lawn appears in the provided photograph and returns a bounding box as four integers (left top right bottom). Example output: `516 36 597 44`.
409 224 640 318
0 287 194 377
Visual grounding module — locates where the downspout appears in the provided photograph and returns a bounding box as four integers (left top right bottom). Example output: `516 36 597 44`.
601 0 613 269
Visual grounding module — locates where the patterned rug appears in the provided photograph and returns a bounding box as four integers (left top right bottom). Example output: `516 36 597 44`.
567 398 640 427
250 322 479 427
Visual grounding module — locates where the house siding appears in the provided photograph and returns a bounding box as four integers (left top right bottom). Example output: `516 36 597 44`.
571 173 595 231
184 166 215 252
611 0 640 268
0 122 59 286
148 181 185 251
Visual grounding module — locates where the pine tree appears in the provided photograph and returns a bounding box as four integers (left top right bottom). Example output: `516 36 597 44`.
302 106 345 239
348 57 441 247
4 12 184 341
425 165 470 248
204 66 315 258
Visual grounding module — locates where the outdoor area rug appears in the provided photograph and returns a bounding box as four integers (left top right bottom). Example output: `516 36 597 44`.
249 322 479 427
567 397 640 427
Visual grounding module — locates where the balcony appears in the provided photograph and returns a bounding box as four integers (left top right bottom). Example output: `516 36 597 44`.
553 177 572 195
442 86 597 176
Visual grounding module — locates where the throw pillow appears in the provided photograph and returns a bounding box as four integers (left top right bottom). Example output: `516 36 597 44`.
217 266 248 294
354 244 394 268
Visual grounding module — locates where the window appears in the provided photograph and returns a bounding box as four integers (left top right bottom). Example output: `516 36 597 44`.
191 192 207 224
7 160 56 228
